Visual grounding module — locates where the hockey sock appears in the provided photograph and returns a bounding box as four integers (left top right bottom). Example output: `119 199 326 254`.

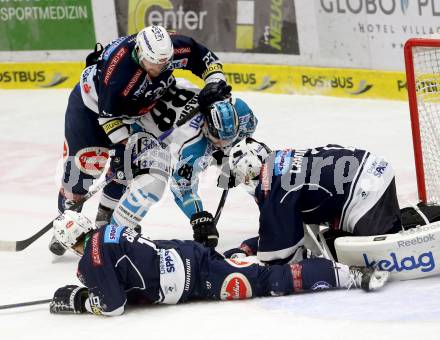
290 258 342 292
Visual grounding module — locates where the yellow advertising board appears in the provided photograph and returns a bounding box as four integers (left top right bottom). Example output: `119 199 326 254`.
174 65 409 101
0 61 409 102
0 62 84 89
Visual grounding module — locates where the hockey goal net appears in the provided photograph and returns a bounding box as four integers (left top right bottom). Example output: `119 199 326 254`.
404 38 440 204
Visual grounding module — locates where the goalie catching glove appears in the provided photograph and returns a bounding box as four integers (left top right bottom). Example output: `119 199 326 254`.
50 285 88 314
190 211 219 248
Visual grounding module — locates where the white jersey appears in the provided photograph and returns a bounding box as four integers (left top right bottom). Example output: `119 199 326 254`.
129 81 258 218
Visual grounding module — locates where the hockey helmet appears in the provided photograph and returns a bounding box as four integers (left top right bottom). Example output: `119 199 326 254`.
228 137 271 191
53 210 95 256
203 99 239 147
135 25 173 70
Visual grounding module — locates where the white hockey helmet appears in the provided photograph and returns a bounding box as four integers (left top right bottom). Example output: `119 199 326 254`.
135 25 173 67
53 210 95 256
228 137 271 191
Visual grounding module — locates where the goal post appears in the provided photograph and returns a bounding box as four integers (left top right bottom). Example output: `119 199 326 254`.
404 38 440 204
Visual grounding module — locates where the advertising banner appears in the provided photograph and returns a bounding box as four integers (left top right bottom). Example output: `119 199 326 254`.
0 62 83 89
174 64 408 100
115 0 299 54
315 0 440 70
0 60 408 102
0 0 96 51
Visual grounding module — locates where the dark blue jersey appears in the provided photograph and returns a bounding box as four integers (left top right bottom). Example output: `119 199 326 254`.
253 145 398 262
75 225 309 316
77 226 161 315
80 33 224 143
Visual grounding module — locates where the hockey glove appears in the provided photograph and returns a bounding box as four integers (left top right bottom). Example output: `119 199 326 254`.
223 237 258 258
131 134 171 178
401 202 440 229
217 171 237 189
190 211 219 248
212 149 227 166
215 152 238 189
198 80 232 113
109 143 130 180
50 285 88 314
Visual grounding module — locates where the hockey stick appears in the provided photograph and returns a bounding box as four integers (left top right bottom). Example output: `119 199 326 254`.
0 191 228 308
0 299 52 311
0 107 201 252
213 189 229 226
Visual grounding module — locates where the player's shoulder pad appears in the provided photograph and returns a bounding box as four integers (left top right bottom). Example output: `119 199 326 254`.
103 224 124 244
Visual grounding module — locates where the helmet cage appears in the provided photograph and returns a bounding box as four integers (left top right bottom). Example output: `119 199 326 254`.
229 137 272 188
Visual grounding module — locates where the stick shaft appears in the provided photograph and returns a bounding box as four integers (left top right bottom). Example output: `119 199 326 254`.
0 299 51 310
0 107 201 252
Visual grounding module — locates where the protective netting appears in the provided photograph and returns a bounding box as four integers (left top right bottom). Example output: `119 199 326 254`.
412 45 440 203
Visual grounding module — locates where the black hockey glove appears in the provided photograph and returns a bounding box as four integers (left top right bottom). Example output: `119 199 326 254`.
217 171 237 189
50 285 88 314
198 80 232 113
212 149 226 166
401 202 440 229
213 150 238 189
190 211 219 248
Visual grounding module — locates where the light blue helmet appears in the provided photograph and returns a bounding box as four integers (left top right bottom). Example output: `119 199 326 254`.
204 99 239 146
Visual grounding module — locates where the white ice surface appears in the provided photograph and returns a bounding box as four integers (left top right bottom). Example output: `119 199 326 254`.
0 90 439 340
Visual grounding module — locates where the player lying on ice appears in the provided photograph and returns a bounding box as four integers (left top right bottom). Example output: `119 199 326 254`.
221 138 440 277
49 210 389 316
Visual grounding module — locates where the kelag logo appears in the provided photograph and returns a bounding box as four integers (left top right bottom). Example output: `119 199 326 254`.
363 251 436 272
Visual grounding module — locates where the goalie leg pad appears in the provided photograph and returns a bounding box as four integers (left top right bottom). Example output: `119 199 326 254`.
335 221 440 280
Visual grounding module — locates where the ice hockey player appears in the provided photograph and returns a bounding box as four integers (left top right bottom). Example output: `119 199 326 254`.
106 94 257 249
52 24 232 255
224 138 405 263
48 210 390 316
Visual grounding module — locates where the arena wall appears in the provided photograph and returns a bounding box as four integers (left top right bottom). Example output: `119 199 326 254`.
1 0 438 99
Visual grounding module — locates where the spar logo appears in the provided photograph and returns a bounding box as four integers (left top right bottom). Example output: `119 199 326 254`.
129 0 208 33
74 147 109 176
363 251 436 273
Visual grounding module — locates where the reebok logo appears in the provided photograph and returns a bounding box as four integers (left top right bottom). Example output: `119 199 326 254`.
398 234 435 248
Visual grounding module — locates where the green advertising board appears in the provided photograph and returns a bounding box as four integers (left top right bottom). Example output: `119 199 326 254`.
0 0 96 51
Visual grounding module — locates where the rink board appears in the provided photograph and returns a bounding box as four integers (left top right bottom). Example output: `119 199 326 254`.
0 62 408 101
